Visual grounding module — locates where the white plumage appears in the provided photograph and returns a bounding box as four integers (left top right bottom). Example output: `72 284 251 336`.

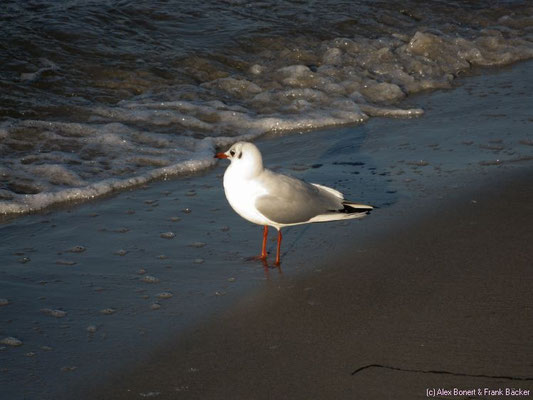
215 141 373 265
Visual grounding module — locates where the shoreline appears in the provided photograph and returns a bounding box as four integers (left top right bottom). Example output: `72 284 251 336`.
77 166 533 400
1 53 531 220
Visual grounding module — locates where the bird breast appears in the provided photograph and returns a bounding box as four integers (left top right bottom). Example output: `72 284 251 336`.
223 169 271 227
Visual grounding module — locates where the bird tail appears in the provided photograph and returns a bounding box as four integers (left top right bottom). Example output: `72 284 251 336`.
307 201 373 224
342 201 374 214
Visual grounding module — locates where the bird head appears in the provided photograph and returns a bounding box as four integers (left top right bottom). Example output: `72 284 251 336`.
215 142 264 177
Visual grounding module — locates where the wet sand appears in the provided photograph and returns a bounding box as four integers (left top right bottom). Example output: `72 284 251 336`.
79 167 533 400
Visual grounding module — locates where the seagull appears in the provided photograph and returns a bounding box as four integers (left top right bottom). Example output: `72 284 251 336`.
215 142 373 265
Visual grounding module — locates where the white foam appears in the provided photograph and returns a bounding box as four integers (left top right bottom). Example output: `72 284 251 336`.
30 164 87 186
0 139 217 215
20 58 59 82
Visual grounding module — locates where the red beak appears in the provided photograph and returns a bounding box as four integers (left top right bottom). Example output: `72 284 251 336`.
214 152 228 159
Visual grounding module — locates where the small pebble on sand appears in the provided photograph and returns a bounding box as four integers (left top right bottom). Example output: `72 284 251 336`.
185 190 197 196
41 308 67 318
100 308 116 315
156 292 173 299
67 245 86 253
115 249 128 256
1 337 23 347
142 275 160 284
151 303 161 310
160 232 175 239
170 216 181 222
406 160 429 167
193 258 205 264
0 299 9 306
86 325 98 333
189 242 206 248
479 159 502 166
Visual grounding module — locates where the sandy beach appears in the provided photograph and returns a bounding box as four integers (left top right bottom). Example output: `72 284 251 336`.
78 168 533 400
2 1 533 398
1 60 532 400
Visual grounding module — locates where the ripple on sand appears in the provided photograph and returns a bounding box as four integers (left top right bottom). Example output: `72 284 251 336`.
40 308 67 318
1 337 23 347
67 245 86 253
142 275 160 284
56 259 77 266
156 292 173 299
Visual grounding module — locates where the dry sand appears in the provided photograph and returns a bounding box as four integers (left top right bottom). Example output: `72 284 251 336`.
78 168 533 400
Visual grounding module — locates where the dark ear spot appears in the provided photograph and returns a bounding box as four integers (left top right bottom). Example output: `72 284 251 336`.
238 152 242 159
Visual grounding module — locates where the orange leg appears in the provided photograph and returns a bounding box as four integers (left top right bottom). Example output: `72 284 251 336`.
274 229 282 266
260 225 268 260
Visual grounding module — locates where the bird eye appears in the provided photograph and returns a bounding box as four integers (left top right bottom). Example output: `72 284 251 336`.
230 150 235 156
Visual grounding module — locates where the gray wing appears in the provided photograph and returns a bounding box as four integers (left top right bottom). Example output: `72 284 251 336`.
254 169 343 224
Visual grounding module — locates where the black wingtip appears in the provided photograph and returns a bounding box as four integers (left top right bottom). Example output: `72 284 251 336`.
341 203 374 214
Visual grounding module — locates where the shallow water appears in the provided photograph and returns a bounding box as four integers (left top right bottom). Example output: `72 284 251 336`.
1 0 532 214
